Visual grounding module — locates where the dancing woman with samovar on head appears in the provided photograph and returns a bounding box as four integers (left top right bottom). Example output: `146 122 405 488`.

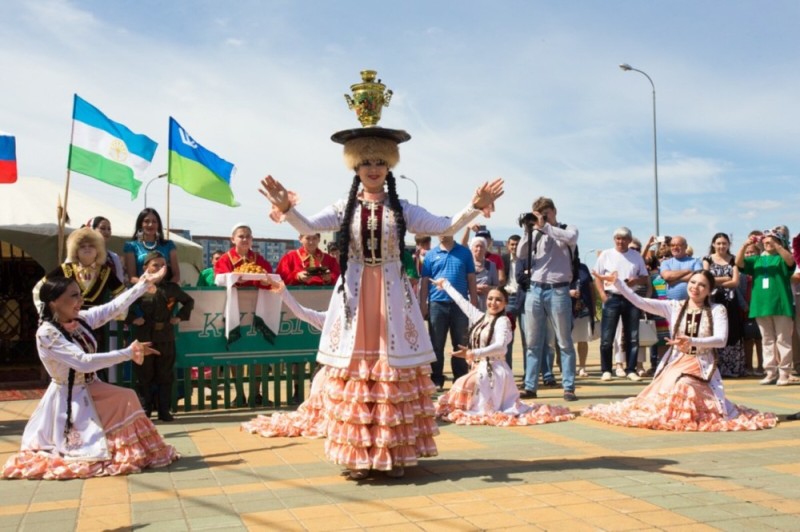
257 70 504 480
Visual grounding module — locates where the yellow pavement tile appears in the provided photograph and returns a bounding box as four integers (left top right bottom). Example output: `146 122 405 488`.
432 430 485 451
428 491 484 504
75 516 131 532
306 474 349 486
629 438 798 458
300 514 361 531
289 504 348 520
492 495 550 510
382 495 435 510
631 509 696 526
442 500 500 517
469 486 525 500
584 513 651 531
337 500 393 515
241 509 298 528
0 504 27 516
369 523 427 532
761 498 800 513
78 502 130 518
540 519 600 532
27 500 80 513
609 498 664 514
769 463 800 475
396 504 458 522
131 490 178 503
535 492 590 506
512 506 573 523
661 525 720 532
580 488 632 502
465 511 528 529
559 501 622 519
417 517 490 531
513 483 566 496
351 509 411 527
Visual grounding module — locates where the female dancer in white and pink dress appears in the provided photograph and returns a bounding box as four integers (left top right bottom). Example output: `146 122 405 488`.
3 267 179 480
258 126 503 479
431 278 574 426
584 270 777 431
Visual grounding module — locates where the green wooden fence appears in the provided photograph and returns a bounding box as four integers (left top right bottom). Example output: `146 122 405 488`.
109 286 330 411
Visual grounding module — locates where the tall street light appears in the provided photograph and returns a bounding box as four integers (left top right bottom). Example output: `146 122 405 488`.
619 63 659 236
399 174 419 205
144 173 167 208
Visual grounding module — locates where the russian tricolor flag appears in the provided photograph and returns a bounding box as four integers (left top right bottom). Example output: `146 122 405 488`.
0 133 17 184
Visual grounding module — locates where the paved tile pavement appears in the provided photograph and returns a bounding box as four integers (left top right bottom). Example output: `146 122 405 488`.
1 342 799 531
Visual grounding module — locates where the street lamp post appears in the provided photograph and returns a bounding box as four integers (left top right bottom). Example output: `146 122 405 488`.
619 63 659 236
144 173 167 208
399 174 419 205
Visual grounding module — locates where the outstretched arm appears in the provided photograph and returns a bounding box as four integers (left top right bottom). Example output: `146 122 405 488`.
79 266 167 330
431 278 484 325
594 271 672 320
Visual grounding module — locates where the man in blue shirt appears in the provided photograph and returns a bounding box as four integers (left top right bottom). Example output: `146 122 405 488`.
659 236 703 300
420 235 477 390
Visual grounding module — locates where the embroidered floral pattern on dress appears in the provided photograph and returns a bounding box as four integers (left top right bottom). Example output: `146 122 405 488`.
404 314 419 351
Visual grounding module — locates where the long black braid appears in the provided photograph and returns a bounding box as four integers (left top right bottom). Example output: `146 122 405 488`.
335 175 362 300
335 171 408 310
384 172 407 259
467 314 500 387
48 319 84 436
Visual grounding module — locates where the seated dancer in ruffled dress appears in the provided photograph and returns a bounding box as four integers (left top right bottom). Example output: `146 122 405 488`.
257 71 505 480
3 266 180 480
432 278 574 426
242 279 330 438
584 270 777 431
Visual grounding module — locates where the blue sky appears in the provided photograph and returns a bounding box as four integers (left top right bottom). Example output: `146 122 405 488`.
2 0 799 263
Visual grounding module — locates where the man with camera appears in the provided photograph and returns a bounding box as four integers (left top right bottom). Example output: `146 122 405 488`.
516 197 580 401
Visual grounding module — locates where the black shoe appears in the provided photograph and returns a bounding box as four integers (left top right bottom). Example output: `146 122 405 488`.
563 391 578 402
787 412 800 421
543 380 558 388
158 412 175 422
520 389 537 399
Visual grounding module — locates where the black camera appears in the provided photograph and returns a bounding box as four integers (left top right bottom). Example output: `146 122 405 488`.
518 212 538 228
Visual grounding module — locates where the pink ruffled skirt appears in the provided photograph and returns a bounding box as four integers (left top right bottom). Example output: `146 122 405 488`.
582 354 777 431
437 359 574 426
242 369 330 439
2 382 179 480
244 267 439 471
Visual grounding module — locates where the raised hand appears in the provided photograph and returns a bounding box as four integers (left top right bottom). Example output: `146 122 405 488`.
259 175 291 213
430 277 447 291
593 270 618 285
139 265 167 286
452 344 474 365
666 335 691 353
471 178 505 213
131 341 160 365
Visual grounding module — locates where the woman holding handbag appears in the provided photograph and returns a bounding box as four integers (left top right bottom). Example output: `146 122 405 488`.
703 233 745 377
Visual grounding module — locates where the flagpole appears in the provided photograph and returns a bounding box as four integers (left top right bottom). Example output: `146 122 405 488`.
59 97 78 263
166 180 171 237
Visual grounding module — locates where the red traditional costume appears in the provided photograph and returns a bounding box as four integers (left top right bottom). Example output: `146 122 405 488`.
277 247 340 286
